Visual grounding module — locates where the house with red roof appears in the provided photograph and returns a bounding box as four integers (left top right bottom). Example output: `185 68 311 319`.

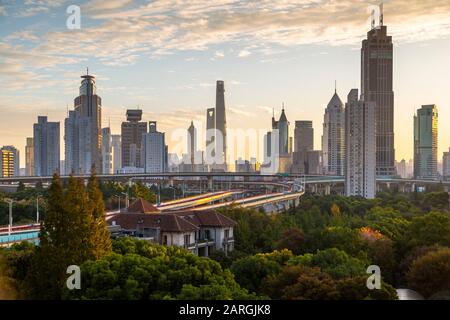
107 198 235 256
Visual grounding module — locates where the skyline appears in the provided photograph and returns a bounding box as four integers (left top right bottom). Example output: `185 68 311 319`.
1 1 450 165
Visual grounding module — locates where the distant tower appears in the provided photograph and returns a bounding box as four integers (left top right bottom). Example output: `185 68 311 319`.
322 90 345 176
141 122 168 173
361 3 395 177
215 80 227 166
121 109 147 169
206 107 216 159
65 70 102 174
414 105 438 180
25 137 34 176
277 106 290 156
187 121 196 169
34 116 60 176
344 89 376 199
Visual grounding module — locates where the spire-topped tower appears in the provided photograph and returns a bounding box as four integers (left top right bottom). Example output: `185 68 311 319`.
361 3 395 177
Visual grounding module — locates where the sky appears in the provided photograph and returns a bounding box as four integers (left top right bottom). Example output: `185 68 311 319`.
1 0 450 165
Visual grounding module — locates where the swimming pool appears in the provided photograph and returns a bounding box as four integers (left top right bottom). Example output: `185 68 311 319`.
0 231 40 245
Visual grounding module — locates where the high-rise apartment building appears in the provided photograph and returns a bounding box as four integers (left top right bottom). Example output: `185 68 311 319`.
443 149 450 180
344 89 376 199
0 146 20 177
25 137 34 176
361 6 395 177
121 109 147 169
414 105 438 180
111 134 122 174
33 116 60 176
65 71 102 174
322 90 345 176
141 122 168 173
102 127 113 174
292 121 313 174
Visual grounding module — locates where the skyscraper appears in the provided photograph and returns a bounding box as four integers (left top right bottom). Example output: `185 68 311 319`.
277 108 290 156
188 121 197 167
33 116 60 176
141 121 168 173
443 149 450 180
121 109 147 169
215 80 227 166
361 5 395 177
111 134 122 174
414 105 438 180
0 146 19 177
322 90 345 176
206 107 215 156
292 121 313 174
25 137 34 176
344 89 376 199
102 127 113 174
64 70 102 174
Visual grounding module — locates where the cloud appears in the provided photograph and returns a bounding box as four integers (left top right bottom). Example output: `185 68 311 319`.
2 0 450 90
238 49 251 58
214 50 225 58
15 0 67 17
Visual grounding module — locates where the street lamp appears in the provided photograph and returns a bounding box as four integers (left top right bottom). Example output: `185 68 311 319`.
168 186 176 200
4 199 13 236
121 192 129 209
113 194 122 212
36 196 41 224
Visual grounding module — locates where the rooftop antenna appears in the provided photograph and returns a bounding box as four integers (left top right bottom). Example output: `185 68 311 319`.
282 102 285 111
335 80 337 94
86 67 89 75
380 2 384 27
66 104 69 117
272 107 274 118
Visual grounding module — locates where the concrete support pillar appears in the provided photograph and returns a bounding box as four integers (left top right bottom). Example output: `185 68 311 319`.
411 183 416 192
169 177 174 187
207 176 213 191
325 184 331 195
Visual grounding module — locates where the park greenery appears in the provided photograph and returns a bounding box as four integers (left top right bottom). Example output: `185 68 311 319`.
1 180 450 299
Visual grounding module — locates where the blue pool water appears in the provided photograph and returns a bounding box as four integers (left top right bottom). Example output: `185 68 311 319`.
0 231 39 245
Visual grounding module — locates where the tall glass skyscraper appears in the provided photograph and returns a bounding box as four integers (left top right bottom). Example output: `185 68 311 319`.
322 90 345 176
414 105 438 180
65 71 102 174
33 116 60 176
361 8 395 177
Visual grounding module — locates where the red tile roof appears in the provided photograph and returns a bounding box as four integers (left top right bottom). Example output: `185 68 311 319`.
108 213 198 232
173 210 236 228
127 198 160 213
108 209 235 233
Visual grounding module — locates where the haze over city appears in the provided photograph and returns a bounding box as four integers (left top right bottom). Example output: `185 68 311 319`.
1 0 450 164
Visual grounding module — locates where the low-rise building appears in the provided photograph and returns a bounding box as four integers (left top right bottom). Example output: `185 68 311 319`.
107 199 235 256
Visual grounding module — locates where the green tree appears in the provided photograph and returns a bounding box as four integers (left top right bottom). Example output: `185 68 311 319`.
263 265 338 300
29 173 70 299
230 255 281 294
130 182 157 203
402 212 450 249
87 170 112 259
407 247 450 298
336 276 398 300
66 238 256 300
288 248 368 279
275 228 304 255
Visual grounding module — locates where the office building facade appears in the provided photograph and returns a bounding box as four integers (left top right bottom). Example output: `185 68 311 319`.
33 116 60 176
414 105 438 180
141 122 168 173
25 137 34 176
344 89 376 199
322 91 345 176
